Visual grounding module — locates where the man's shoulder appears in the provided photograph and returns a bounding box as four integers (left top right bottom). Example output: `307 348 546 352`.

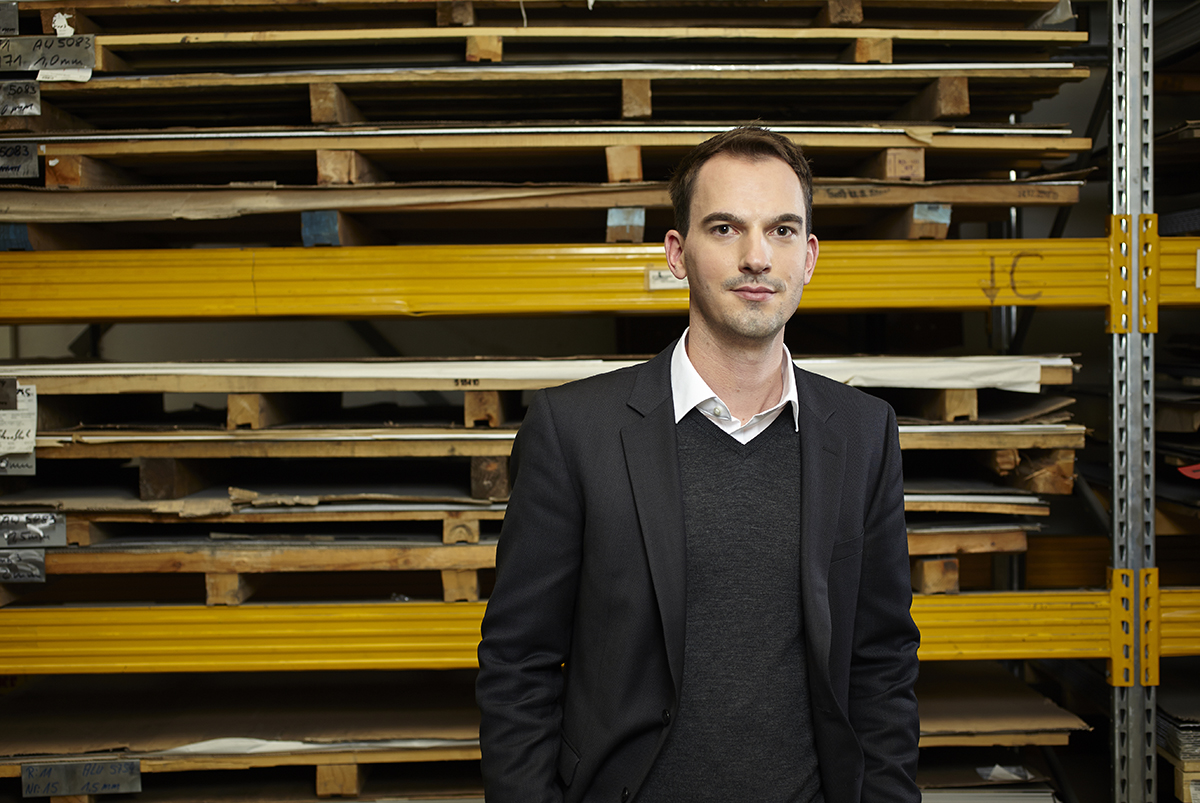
793 365 895 426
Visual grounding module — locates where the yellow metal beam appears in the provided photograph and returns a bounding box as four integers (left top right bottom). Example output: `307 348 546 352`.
0 239 1113 323
0 590 1128 674
1160 235 1200 308
1160 587 1200 657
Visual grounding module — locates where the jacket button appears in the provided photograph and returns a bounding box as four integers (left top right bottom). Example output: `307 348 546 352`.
621 788 630 802
661 709 671 725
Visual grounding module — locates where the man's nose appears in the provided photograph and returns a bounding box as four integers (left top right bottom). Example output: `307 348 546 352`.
741 233 771 274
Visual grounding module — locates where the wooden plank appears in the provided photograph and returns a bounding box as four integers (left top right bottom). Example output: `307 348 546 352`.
39 8 102 35
441 569 480 602
982 448 1021 476
205 572 257 605
45 155 137 188
0 100 93 134
621 78 652 119
919 733 1070 747
904 500 1050 515
139 457 208 500
315 764 363 798
857 147 924 181
605 144 643 183
842 37 892 63
1158 401 1200 433
895 75 970 120
309 83 366 125
46 544 498 574
907 530 1027 556
1040 365 1074 385
912 557 959 594
465 34 501 62
316 150 386 186
900 427 1085 451
816 0 864 26
443 516 482 544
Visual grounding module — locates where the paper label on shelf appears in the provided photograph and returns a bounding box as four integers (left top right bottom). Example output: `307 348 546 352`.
21 761 142 796
0 3 17 37
0 383 35 455
0 81 38 115
38 14 92 81
0 34 93 71
0 512 64 547
0 452 34 475
646 269 688 291
0 548 44 582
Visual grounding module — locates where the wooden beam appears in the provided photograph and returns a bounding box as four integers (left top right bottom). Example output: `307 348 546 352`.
621 78 652 119
919 388 977 422
857 148 924 181
205 572 257 605
912 557 960 594
908 531 1027 556
40 8 102 34
300 209 387 247
442 515 481 544
94 45 131 73
309 83 366 125
315 150 386 185
981 448 1021 476
605 144 643 183
46 155 138 188
815 0 863 26
316 764 364 798
441 569 480 602
895 76 970 121
66 519 110 547
470 455 509 500
465 34 502 62
0 100 93 134
436 0 476 26
139 457 208 501
865 203 951 239
464 390 502 428
841 37 892 63
226 392 339 429
1011 448 1075 495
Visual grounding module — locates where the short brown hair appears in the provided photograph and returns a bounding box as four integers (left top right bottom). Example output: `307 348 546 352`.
668 126 814 237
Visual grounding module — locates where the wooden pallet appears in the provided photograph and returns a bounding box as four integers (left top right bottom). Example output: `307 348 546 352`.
1160 747 1200 803
23 124 1091 191
12 62 1089 135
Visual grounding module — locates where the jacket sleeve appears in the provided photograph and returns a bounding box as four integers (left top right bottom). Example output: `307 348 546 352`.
476 390 583 803
850 404 921 802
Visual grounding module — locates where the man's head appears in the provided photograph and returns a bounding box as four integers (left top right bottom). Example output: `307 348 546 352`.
668 126 813 239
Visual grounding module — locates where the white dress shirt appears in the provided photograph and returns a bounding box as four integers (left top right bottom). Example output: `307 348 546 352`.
670 328 800 445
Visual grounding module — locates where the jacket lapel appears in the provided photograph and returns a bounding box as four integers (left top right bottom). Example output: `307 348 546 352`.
621 347 687 695
795 368 846 694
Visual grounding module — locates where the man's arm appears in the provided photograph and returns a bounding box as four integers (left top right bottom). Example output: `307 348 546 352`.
850 404 921 801
476 390 583 803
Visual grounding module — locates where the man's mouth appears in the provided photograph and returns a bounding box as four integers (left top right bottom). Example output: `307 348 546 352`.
731 284 777 301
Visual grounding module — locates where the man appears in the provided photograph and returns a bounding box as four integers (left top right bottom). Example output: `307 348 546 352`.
476 126 920 803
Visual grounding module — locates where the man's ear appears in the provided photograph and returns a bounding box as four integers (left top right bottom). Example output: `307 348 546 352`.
665 229 686 279
802 233 819 285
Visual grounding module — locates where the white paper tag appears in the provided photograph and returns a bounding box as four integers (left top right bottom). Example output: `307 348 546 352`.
646 269 688 291
0 383 36 455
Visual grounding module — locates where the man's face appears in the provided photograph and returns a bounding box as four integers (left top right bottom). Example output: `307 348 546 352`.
665 153 818 348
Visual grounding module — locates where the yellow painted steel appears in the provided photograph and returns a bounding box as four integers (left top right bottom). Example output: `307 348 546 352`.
1138 215 1159 332
0 590 1126 674
1160 235 1200 307
1160 587 1200 657
1140 568 1159 686
0 239 1113 323
1110 568 1136 686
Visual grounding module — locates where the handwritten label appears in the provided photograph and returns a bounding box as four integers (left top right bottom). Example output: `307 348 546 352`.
22 761 142 796
0 548 44 582
0 141 37 178
0 382 35 454
646 268 688 292
0 35 94 72
1 512 65 547
453 378 480 387
0 3 17 37
0 82 39 116
0 452 35 475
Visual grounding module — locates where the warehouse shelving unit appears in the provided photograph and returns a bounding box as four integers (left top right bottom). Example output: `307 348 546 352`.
0 0 1196 800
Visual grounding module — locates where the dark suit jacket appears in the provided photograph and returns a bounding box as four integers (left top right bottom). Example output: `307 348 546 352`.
476 344 920 803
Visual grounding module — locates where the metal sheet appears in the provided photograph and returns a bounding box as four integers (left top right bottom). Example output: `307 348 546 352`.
21 761 141 796
0 35 94 72
0 549 44 582
0 81 38 116
0 512 65 548
0 141 37 179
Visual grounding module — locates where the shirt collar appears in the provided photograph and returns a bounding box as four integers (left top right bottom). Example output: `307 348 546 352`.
670 327 799 430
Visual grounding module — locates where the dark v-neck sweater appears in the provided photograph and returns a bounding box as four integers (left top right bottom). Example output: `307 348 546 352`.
637 410 823 803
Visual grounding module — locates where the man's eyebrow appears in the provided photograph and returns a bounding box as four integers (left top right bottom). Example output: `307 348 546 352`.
698 212 806 227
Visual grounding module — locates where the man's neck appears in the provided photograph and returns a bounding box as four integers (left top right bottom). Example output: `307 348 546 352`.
685 326 786 423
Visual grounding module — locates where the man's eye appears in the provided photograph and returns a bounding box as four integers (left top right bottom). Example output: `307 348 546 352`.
713 224 732 235
775 226 795 236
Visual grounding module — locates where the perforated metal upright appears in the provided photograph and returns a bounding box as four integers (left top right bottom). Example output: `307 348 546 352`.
1108 0 1157 801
